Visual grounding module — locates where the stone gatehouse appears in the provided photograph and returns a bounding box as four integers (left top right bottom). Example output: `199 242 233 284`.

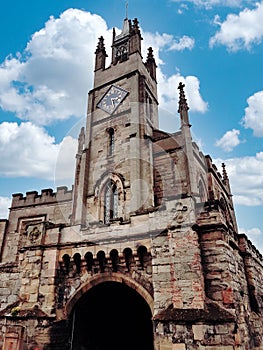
0 16 262 350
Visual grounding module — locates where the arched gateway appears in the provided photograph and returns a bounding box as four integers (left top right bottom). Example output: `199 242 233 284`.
1 14 258 350
66 274 154 350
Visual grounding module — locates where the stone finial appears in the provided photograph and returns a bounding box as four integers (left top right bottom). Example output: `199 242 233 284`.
78 127 85 154
178 82 189 113
146 47 155 62
128 18 142 57
133 18 139 30
95 36 108 71
222 162 232 195
222 163 229 181
95 36 106 54
145 47 157 81
130 18 141 36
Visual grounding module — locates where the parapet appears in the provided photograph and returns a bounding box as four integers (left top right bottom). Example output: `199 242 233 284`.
11 186 73 208
192 142 207 164
238 233 263 262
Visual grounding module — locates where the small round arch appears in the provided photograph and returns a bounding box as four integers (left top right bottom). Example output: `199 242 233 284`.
137 246 149 269
97 250 107 273
73 253 82 274
110 249 119 272
62 254 71 273
84 252 94 272
123 247 133 271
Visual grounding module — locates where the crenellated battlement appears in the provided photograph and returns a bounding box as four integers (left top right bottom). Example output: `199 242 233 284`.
11 186 73 208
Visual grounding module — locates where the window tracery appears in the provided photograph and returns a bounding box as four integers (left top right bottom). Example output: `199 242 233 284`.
104 181 118 224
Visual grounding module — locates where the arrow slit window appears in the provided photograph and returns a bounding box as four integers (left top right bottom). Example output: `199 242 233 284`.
108 128 115 156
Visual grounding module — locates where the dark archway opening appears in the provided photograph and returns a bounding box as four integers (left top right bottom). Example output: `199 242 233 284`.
70 281 154 350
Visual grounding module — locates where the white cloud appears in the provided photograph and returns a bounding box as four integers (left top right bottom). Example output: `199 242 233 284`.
157 73 208 114
0 122 77 182
0 9 112 125
215 128 241 151
0 196 11 219
242 91 263 137
245 227 262 236
171 0 248 9
142 32 195 65
143 32 173 66
215 152 263 206
168 35 195 51
0 10 205 128
142 32 206 114
0 9 206 127
210 2 263 51
0 9 208 191
178 4 189 14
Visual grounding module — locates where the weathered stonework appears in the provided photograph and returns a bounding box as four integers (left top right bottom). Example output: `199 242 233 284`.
0 16 262 350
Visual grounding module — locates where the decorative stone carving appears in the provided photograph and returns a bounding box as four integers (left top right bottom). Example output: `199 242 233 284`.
173 202 188 224
26 223 44 245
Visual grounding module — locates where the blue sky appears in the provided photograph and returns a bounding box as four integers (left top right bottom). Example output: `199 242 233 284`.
0 0 262 250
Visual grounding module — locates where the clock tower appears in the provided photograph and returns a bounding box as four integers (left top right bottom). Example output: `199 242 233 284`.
0 14 261 350
71 17 158 226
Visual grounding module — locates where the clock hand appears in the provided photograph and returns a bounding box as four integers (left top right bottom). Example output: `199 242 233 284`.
111 97 118 106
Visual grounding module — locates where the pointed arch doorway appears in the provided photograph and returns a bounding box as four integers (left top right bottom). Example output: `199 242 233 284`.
70 281 154 350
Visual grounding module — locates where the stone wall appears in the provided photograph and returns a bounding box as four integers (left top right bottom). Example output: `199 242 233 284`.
152 225 205 314
0 266 20 311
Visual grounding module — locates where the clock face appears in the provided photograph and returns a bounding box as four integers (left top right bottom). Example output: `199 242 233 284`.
97 85 128 115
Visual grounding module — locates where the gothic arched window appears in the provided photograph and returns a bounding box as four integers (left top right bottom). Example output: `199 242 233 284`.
108 128 114 156
104 181 118 224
